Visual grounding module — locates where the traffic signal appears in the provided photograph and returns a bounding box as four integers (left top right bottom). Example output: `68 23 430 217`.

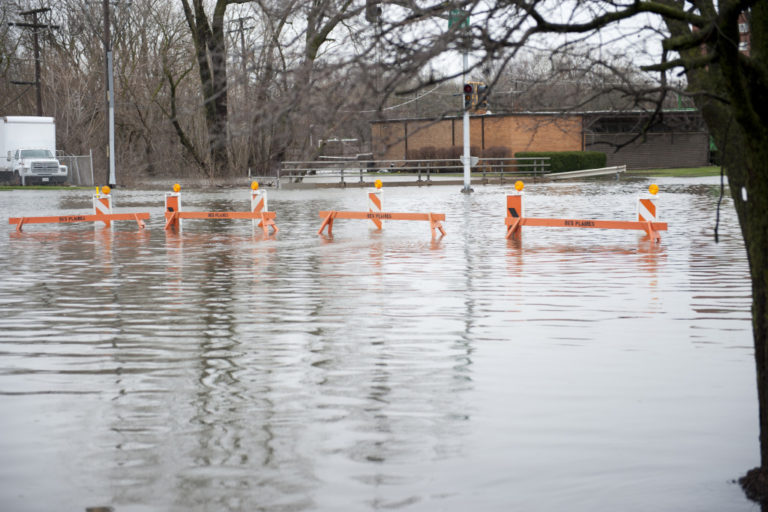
477 84 488 110
463 83 474 110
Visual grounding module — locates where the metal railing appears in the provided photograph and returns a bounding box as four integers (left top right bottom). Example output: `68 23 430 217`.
269 157 551 187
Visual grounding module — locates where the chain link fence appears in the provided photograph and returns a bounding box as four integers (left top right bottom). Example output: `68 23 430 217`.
58 152 94 186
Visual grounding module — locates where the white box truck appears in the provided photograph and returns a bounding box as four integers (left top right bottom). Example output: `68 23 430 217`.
0 116 68 185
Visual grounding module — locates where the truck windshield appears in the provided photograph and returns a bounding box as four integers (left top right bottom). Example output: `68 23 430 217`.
20 149 54 158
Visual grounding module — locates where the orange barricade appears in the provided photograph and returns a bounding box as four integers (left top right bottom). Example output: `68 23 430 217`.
164 182 279 236
250 184 278 235
317 180 445 237
318 211 446 237
8 186 149 232
505 182 668 242
93 192 113 227
368 186 383 229
637 187 659 222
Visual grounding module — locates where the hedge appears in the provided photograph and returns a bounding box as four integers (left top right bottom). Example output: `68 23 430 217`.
514 151 607 173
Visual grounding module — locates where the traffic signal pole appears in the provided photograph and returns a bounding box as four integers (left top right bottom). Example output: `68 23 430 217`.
462 51 472 194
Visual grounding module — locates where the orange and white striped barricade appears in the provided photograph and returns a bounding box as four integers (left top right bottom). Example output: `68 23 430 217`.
637 184 659 223
250 182 279 236
318 180 445 237
93 189 113 228
164 182 278 235
8 186 149 232
368 183 384 229
505 183 524 240
318 211 446 237
164 184 183 231
505 182 668 242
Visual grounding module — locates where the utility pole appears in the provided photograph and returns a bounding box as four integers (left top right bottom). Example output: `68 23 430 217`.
103 0 115 187
9 8 58 117
228 16 254 94
229 17 252 77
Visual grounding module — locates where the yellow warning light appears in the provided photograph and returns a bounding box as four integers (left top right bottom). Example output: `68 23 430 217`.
649 183 659 195
515 180 524 192
251 181 259 191
101 185 111 195
375 180 383 189
173 183 181 193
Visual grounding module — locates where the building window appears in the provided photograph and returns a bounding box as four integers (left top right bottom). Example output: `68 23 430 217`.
739 41 749 52
739 23 749 34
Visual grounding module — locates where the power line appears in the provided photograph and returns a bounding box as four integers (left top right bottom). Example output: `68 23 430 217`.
8 7 59 116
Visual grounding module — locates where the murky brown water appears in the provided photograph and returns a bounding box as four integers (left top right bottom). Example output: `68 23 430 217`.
0 178 756 511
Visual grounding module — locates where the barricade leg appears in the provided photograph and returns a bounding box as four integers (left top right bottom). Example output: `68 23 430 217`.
318 211 336 236
506 217 521 240
260 212 279 236
164 191 182 231
644 221 661 242
429 213 446 237
164 211 179 231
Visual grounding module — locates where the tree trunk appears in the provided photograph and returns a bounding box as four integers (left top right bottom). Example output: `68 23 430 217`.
180 0 230 178
731 135 768 499
687 2 768 497
208 0 229 176
661 1 768 496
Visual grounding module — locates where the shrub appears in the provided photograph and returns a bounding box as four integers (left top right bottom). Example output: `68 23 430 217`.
419 145 438 160
514 151 607 173
482 146 511 158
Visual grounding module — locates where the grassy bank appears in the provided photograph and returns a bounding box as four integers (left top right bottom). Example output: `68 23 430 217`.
625 166 720 177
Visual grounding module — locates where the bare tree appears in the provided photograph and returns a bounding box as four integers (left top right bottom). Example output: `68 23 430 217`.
179 0 253 177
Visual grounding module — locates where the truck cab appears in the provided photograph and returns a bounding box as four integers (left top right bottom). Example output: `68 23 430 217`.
7 148 68 185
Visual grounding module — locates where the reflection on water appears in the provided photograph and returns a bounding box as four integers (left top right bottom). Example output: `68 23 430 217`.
0 178 757 511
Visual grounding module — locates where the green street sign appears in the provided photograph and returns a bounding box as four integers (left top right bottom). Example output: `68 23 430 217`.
449 9 469 29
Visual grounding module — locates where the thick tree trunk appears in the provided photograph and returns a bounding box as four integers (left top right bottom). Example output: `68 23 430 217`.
671 2 768 498
699 92 768 501
180 0 230 178
732 138 768 499
208 1 229 176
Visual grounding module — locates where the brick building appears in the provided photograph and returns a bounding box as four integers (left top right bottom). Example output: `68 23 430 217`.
370 110 710 169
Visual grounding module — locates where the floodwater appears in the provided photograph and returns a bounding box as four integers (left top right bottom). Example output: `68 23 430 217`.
0 178 757 511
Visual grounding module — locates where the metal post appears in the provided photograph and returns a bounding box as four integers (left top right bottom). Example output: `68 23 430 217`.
89 149 94 186
107 50 116 187
103 0 116 187
461 50 472 193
